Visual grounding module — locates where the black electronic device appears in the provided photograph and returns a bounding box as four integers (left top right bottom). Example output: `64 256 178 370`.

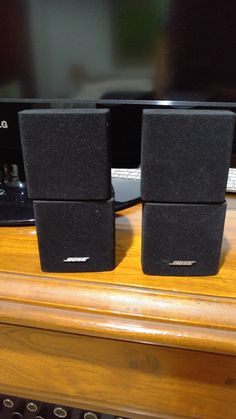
141 110 234 276
142 202 226 276
2 1 236 224
141 110 235 203
34 199 115 272
19 109 111 200
19 109 115 273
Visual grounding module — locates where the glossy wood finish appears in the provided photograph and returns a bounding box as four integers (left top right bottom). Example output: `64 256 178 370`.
1 323 236 419
0 196 236 418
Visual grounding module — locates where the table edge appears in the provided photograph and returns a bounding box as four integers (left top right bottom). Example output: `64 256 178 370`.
1 271 236 355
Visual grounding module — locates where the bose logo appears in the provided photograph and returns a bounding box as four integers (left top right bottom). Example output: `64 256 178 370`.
63 257 90 263
169 260 196 266
0 121 8 129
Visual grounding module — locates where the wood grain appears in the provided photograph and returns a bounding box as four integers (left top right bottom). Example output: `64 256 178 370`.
1 323 236 419
0 274 236 355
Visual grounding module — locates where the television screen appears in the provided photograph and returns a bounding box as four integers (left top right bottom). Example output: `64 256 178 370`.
1 0 236 102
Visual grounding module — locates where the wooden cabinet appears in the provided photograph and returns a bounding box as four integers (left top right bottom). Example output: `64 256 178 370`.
0 199 236 418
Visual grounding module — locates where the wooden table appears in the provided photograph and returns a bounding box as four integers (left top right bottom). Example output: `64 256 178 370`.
1 197 236 418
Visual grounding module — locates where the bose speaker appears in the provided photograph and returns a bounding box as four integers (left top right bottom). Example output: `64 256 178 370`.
142 202 226 276
34 199 115 272
19 109 115 272
19 109 111 201
141 109 235 276
141 110 235 203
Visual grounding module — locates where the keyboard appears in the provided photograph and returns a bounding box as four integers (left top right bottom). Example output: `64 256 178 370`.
112 168 141 181
112 167 236 193
227 168 236 193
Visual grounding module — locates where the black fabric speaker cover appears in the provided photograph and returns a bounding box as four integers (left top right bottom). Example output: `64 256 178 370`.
34 199 115 272
142 201 226 276
141 110 235 203
19 109 111 200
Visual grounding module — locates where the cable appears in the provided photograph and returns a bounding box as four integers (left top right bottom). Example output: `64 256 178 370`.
115 197 141 212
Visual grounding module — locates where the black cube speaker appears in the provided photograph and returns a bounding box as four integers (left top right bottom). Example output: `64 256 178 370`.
19 109 115 272
19 109 111 201
34 199 115 272
141 110 235 203
142 202 226 276
141 109 235 276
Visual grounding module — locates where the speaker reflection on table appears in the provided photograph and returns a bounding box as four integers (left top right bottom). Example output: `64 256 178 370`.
141 109 235 276
19 109 115 272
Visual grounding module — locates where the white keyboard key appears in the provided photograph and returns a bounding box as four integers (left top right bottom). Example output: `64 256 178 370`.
113 167 236 193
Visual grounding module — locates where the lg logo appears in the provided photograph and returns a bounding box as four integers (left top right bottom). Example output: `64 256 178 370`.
0 121 8 128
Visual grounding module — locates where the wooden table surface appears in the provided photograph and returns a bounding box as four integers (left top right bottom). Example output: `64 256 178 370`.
0 197 236 418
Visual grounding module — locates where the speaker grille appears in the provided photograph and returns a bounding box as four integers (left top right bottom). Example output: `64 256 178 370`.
19 109 111 200
141 109 235 203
